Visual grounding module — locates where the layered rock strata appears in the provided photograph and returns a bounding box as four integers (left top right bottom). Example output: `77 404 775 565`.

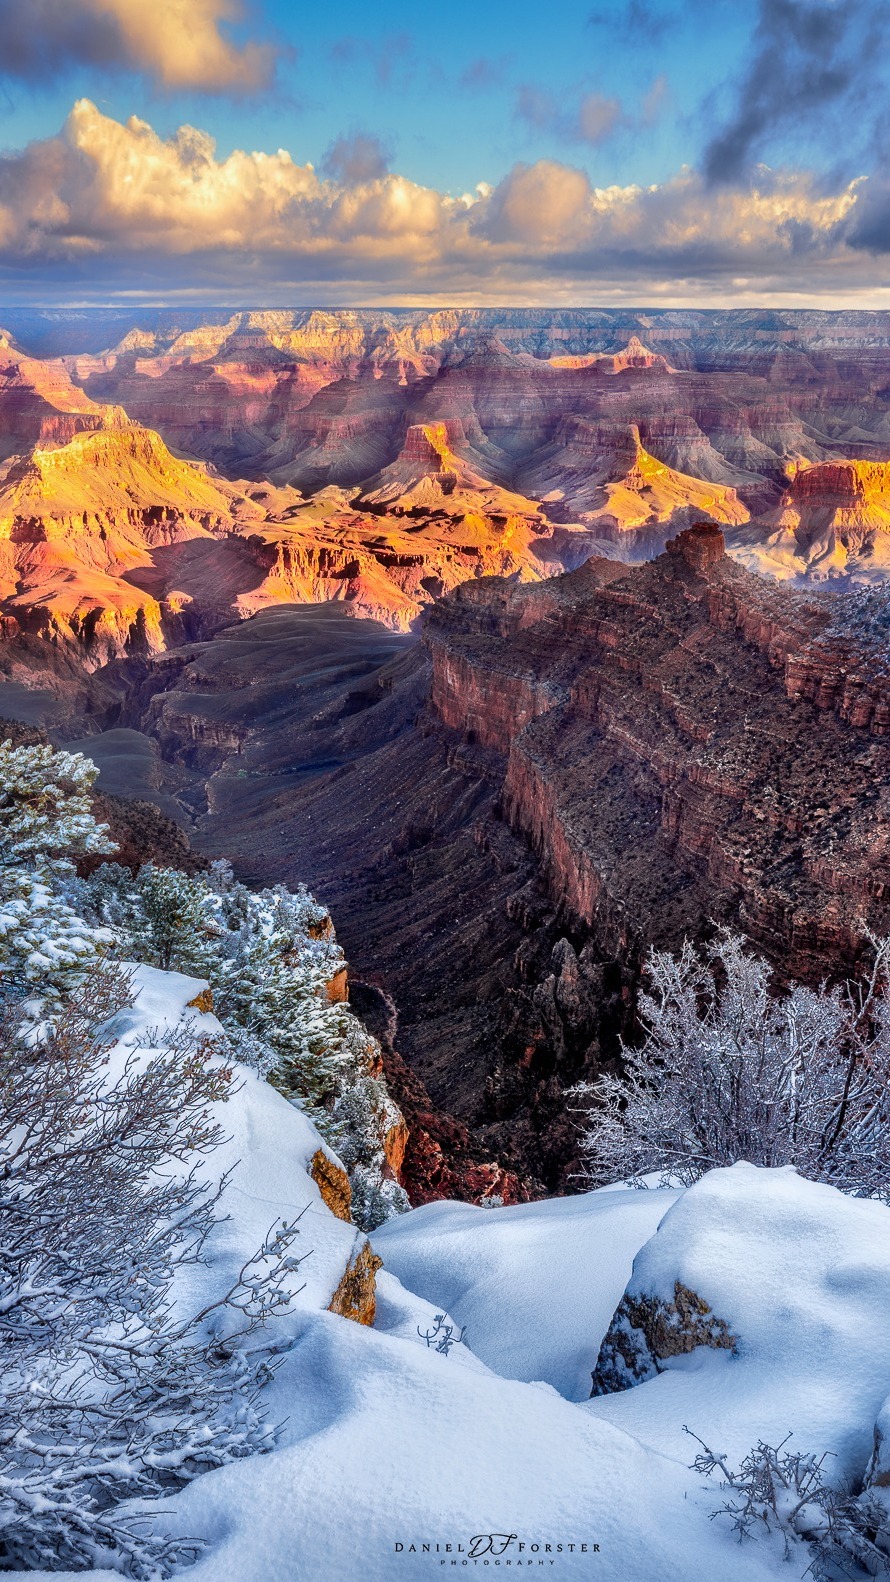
424 524 890 980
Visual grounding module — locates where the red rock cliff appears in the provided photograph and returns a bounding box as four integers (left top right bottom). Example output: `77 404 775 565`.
424 524 890 979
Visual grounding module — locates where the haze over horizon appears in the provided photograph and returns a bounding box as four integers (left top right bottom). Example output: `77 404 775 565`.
2 0 890 308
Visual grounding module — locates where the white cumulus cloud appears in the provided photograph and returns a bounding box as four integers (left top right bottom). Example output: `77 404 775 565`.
0 101 880 304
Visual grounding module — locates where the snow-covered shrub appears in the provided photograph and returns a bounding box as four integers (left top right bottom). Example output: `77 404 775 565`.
0 962 304 1578
575 930 890 1197
0 743 116 1021
688 1429 890 1578
75 859 409 1229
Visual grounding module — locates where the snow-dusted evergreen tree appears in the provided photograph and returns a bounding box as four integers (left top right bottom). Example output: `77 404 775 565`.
75 858 409 1228
575 929 890 1197
0 963 305 1577
80 860 226 977
0 743 115 1026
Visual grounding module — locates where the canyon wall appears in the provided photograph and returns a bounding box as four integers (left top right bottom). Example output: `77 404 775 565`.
424 524 890 983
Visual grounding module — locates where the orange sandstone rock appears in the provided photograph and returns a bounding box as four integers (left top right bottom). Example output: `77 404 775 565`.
310 1148 353 1223
327 1240 383 1326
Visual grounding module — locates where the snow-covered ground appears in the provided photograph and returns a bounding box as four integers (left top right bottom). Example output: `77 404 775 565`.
28 968 890 1582
370 1186 679 1399
587 1162 890 1476
105 964 365 1321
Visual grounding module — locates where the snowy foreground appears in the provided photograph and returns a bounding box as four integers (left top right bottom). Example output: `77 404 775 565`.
33 966 890 1582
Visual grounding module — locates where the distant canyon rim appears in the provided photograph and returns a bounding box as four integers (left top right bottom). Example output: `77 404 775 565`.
3 306 890 1196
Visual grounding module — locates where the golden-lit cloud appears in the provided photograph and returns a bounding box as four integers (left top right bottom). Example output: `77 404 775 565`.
0 100 879 303
0 0 273 91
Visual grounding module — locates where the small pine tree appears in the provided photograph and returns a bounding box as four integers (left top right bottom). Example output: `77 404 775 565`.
0 742 114 875
76 859 410 1229
0 743 116 1021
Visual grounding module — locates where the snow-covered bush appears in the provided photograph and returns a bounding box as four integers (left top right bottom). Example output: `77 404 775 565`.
74 858 409 1229
575 930 890 1197
688 1429 890 1578
0 962 305 1577
0 743 116 1022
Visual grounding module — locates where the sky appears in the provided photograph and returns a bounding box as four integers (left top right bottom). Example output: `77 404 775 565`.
1 0 889 306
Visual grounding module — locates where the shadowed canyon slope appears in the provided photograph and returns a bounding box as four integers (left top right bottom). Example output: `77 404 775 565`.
48 526 890 1190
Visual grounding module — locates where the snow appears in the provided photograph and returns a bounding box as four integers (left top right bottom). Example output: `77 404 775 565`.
23 976 890 1582
148 1163 890 1582
371 1185 678 1399
587 1163 890 1485
133 1307 787 1582
105 963 363 1317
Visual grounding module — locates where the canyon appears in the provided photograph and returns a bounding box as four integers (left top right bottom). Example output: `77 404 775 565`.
13 522 887 1194
4 308 890 1196
8 307 890 682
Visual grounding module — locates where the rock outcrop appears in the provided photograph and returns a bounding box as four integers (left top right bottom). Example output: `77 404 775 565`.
590 1280 737 1396
327 1239 384 1326
739 457 890 581
310 1148 353 1223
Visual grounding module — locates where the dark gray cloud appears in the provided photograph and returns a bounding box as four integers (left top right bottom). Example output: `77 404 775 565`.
587 1 675 42
587 0 720 42
847 178 890 252
0 1 119 79
328 32 414 90
321 132 392 186
703 0 887 186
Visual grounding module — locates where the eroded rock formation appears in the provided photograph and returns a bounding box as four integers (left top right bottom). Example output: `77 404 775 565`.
326 1239 383 1327
590 1281 737 1396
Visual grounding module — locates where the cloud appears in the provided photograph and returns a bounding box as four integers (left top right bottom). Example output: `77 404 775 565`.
481 161 593 242
587 1 719 43
846 176 890 252
0 98 882 304
322 133 392 186
516 86 625 146
328 32 414 90
459 56 511 91
587 1 676 42
0 0 274 91
641 74 670 125
703 0 884 186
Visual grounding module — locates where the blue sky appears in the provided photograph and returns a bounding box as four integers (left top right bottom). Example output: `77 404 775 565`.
0 1 765 191
0 0 888 304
